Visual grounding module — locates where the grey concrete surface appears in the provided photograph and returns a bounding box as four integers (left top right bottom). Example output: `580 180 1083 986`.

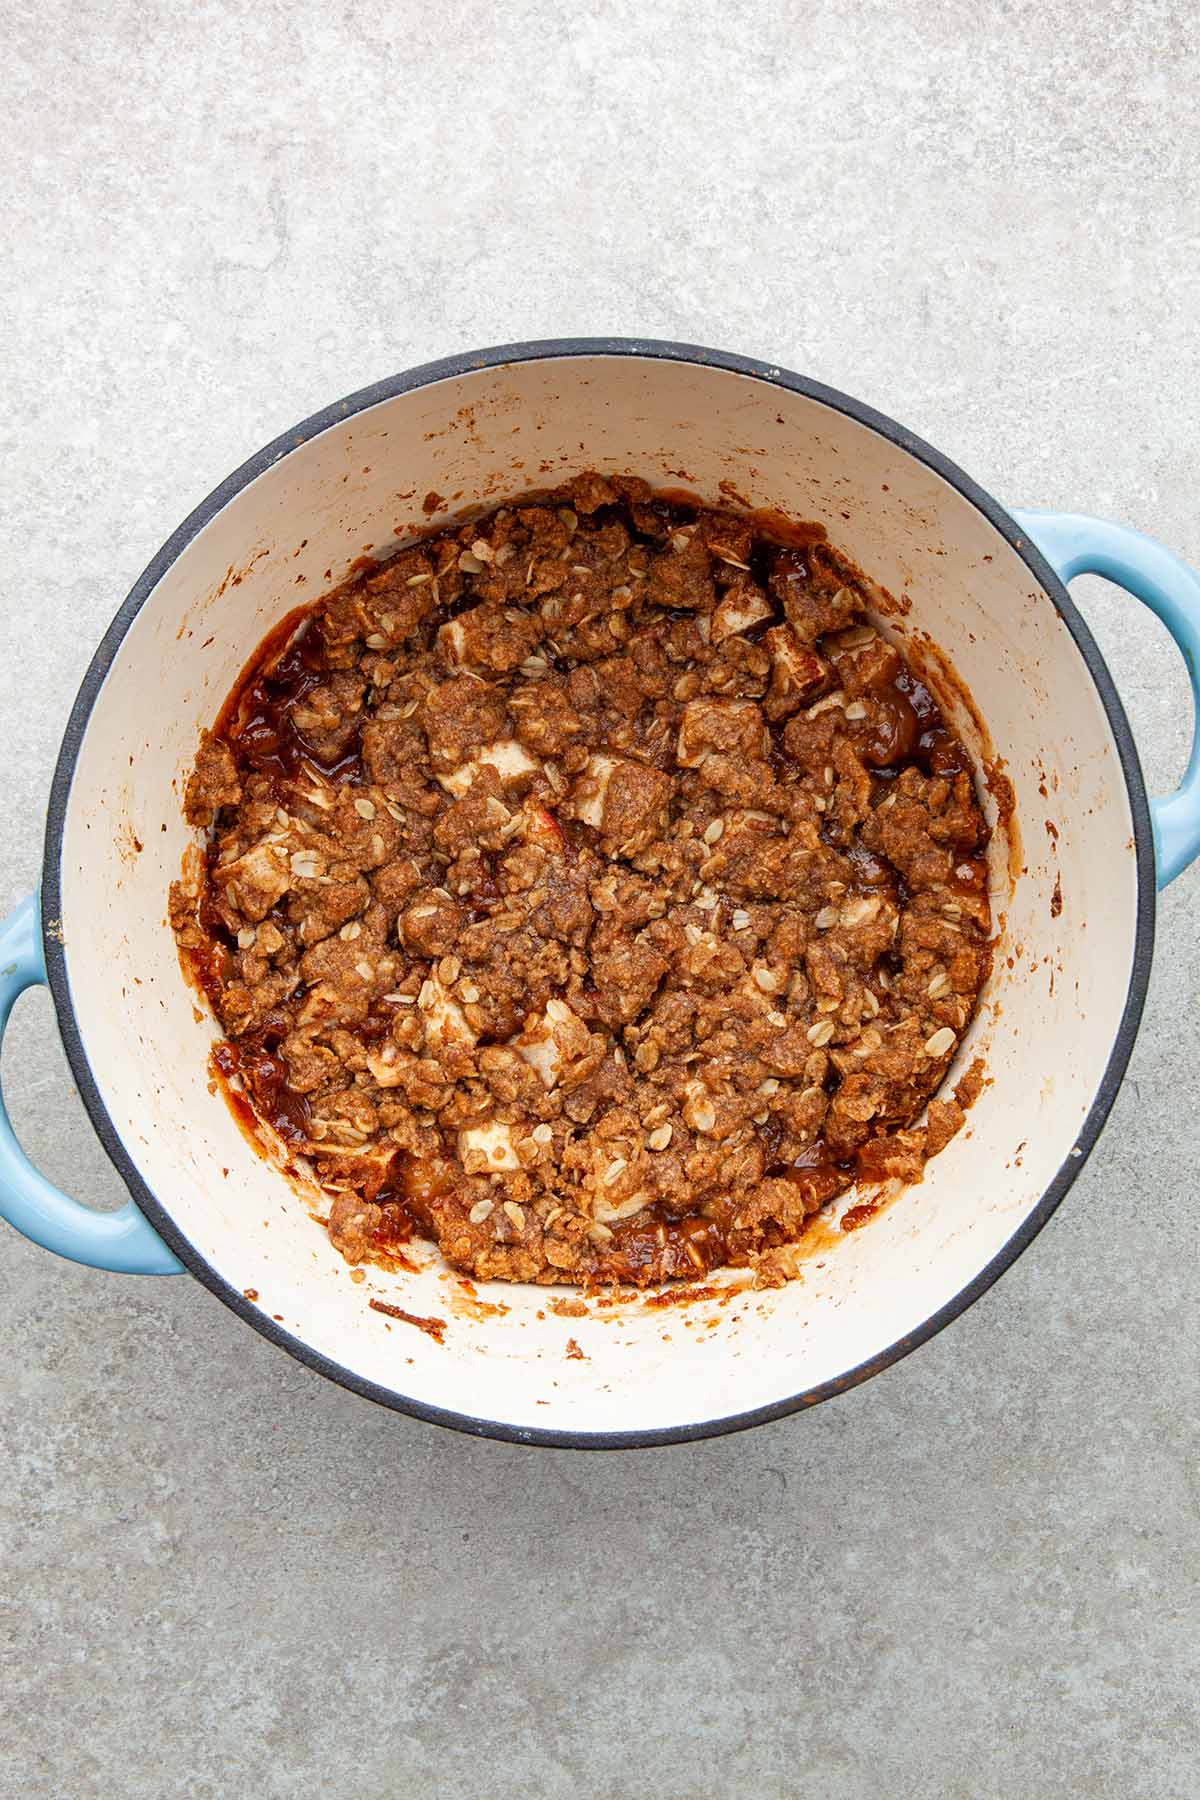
2 2 1198 1795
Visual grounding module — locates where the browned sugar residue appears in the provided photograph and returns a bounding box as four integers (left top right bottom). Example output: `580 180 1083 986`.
117 822 144 865
565 1337 586 1360
548 1296 589 1320
447 1278 510 1322
216 546 270 599
641 1281 741 1310
1050 874 1063 919
421 490 446 515
739 503 829 552
793 1210 847 1259
652 485 707 512
368 1298 447 1342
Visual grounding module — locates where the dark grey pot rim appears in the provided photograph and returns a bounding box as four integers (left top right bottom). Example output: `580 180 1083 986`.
40 337 1156 1449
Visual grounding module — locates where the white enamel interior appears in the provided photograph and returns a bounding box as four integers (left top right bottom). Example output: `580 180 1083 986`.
55 353 1139 1439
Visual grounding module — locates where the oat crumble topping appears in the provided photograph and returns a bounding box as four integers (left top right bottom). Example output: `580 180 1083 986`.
171 473 992 1287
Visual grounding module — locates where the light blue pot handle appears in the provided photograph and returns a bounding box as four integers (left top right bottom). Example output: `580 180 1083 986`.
1013 509 1200 888
0 892 183 1273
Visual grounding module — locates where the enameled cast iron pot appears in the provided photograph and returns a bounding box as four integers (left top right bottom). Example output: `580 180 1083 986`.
3 340 1199 1447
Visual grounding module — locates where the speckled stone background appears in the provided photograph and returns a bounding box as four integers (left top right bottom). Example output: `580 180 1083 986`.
2 3 1198 1795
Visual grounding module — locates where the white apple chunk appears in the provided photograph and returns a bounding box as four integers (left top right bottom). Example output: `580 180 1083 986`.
458 1120 520 1172
436 738 542 797
418 972 478 1051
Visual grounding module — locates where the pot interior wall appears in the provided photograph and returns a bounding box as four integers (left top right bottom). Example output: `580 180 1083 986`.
54 354 1139 1437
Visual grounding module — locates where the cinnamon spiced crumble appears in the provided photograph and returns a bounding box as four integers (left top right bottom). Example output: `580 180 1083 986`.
171 473 992 1287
